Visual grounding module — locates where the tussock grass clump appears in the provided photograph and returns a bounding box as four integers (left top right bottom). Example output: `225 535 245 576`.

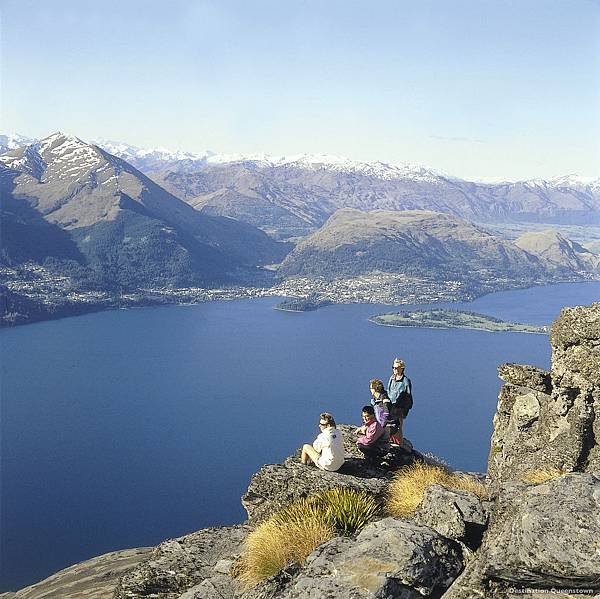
386 461 488 518
520 468 565 484
317 487 380 536
236 517 334 587
235 487 380 587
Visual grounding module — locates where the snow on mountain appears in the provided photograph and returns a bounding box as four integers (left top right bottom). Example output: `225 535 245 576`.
548 174 600 192
1 132 597 190
0 133 35 154
0 132 105 181
203 152 452 183
94 141 447 183
92 138 215 172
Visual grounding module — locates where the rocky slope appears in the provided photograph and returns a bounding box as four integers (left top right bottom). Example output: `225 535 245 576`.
5 301 600 599
514 229 600 274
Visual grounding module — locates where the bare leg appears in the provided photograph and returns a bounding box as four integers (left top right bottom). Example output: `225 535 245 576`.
301 444 321 466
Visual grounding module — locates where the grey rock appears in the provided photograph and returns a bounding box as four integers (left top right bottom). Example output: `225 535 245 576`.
413 485 488 549
484 473 600 587
497 363 552 394
242 455 390 524
448 303 600 598
243 518 464 599
488 302 600 491
113 524 249 598
0 547 151 599
443 473 600 598
178 574 239 599
551 303 600 474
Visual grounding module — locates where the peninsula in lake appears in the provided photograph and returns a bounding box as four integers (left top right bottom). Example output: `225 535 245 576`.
369 308 548 334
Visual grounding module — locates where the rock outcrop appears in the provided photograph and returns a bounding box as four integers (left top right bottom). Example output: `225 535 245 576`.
447 302 600 598
443 473 600 598
488 302 600 492
412 485 490 550
114 525 250 599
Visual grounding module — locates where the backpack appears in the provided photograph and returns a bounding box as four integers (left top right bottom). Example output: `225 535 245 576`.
398 386 413 418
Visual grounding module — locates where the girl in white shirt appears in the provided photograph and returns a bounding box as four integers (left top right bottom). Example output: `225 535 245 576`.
301 412 345 472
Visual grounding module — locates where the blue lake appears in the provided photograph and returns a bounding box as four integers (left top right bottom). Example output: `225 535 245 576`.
1 281 599 591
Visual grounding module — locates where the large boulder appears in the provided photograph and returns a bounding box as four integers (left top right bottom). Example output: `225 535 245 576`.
487 302 600 491
484 473 600 587
412 485 489 550
443 473 600 598
242 518 465 599
113 525 250 599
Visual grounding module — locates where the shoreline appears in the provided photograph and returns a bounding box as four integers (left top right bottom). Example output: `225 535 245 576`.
2 277 598 329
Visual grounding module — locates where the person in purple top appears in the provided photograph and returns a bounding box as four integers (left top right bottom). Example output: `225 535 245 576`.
354 405 389 463
369 379 393 427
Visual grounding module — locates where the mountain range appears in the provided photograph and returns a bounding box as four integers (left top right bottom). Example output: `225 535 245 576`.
4 134 600 241
97 141 600 240
1 132 598 325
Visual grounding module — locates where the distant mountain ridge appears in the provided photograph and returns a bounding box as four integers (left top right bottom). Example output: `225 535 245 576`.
3 133 598 242
152 161 600 240
0 133 35 154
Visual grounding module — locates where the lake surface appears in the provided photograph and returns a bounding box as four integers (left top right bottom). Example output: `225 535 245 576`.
1 281 599 591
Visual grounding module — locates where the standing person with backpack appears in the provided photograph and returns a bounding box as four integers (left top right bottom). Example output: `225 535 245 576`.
387 358 413 445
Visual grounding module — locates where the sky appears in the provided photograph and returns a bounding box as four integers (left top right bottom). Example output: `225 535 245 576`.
1 0 599 180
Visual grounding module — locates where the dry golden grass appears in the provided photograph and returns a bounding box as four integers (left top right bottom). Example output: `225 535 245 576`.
449 472 489 499
386 461 488 518
235 487 380 588
235 517 334 588
520 468 565 484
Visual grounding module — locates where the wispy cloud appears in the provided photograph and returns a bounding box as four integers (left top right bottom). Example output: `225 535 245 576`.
430 135 486 144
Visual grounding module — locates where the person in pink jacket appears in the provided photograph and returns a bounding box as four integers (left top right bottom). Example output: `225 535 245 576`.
355 405 389 463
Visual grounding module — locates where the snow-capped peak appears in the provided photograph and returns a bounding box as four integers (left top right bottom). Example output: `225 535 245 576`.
36 131 89 153
0 132 103 180
205 152 452 183
0 133 35 153
548 173 600 190
93 138 215 164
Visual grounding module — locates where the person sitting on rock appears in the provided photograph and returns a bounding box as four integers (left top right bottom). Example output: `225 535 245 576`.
301 412 345 472
355 405 389 463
